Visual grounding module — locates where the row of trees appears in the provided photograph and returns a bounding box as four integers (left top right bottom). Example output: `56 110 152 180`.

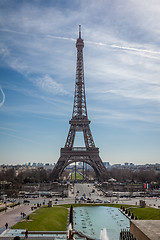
0 166 160 184
0 167 53 184
106 168 160 184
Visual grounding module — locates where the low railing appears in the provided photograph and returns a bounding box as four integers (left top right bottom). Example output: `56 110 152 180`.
120 229 137 240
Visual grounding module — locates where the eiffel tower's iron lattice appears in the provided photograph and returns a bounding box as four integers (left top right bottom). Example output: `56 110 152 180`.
52 26 107 180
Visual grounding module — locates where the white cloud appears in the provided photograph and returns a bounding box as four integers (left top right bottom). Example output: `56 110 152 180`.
0 0 160 125
33 74 69 95
0 87 5 107
126 0 160 38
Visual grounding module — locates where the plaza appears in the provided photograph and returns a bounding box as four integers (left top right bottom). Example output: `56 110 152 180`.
0 183 160 240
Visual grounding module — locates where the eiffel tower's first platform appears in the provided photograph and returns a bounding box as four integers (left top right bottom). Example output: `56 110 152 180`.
52 26 107 180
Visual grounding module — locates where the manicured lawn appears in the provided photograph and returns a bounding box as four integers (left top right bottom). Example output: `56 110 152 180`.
12 206 68 231
71 172 83 180
128 207 160 220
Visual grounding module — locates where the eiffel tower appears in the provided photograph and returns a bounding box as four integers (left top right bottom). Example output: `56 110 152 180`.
52 26 107 180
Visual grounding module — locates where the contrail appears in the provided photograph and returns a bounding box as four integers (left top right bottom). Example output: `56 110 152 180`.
0 28 75 42
1 28 160 56
0 87 5 107
45 34 75 42
86 40 160 55
110 44 160 55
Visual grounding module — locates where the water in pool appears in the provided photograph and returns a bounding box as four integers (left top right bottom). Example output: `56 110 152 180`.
74 206 130 240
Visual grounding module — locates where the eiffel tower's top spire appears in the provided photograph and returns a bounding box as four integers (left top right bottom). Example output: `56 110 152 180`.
72 25 88 120
76 25 84 48
79 25 81 38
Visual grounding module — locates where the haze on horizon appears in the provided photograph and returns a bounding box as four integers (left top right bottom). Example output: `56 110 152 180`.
0 0 160 166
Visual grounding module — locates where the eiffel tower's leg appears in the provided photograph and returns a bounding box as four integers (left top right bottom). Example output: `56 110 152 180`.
86 155 107 179
83 161 85 179
94 156 107 179
83 126 95 148
52 156 68 180
65 126 75 148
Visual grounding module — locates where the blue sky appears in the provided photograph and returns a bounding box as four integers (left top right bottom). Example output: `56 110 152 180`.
0 0 160 165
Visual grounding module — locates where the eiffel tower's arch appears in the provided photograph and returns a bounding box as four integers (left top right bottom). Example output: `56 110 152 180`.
54 155 103 179
52 26 107 181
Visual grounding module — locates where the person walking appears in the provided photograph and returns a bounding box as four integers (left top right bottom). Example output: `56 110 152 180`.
25 229 28 238
5 222 8 229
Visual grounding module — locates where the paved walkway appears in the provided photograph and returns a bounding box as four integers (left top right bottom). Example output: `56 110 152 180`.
0 203 34 232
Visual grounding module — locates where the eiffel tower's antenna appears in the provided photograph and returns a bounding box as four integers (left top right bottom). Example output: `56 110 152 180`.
79 25 81 38
52 26 107 180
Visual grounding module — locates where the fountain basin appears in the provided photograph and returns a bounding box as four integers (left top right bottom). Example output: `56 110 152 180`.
74 206 130 240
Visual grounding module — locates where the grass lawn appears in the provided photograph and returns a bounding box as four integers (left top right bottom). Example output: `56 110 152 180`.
128 207 160 220
71 172 83 180
12 206 68 231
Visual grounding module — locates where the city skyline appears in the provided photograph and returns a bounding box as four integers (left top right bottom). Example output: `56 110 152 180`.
0 0 160 165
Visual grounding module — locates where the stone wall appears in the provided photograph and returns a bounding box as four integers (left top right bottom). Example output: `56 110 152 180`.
130 220 160 240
